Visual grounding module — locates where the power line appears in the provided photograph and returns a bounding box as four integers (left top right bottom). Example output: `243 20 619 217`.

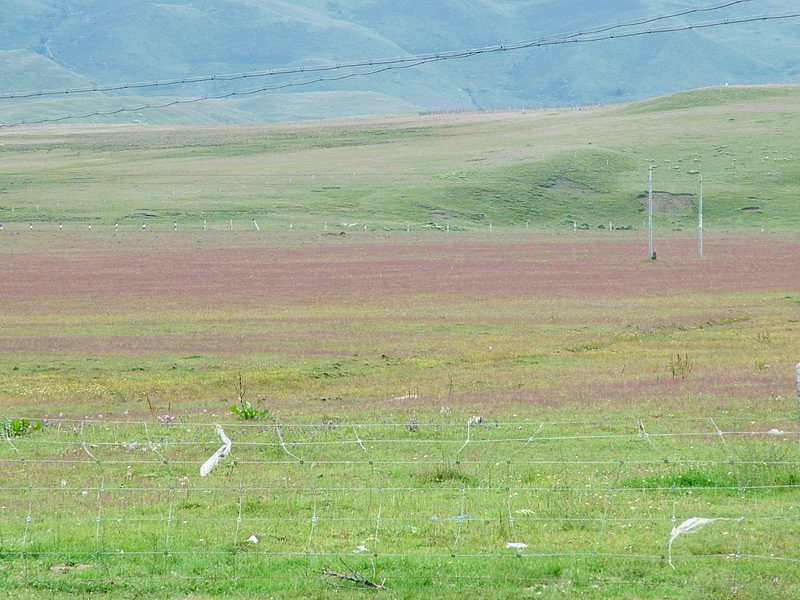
2 11 798 127
0 0 758 101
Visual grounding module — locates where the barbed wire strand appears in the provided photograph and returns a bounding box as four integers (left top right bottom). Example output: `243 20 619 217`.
4 414 785 427
6 429 795 449
2 482 799 495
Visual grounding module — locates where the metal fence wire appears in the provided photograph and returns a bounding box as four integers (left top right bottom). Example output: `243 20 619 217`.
2 416 799 594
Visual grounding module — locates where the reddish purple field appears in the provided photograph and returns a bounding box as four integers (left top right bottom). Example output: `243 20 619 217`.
4 231 799 311
3 232 800 357
2 230 798 418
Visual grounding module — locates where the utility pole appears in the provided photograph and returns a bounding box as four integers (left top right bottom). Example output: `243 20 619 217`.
698 175 704 258
647 164 655 260
797 362 800 441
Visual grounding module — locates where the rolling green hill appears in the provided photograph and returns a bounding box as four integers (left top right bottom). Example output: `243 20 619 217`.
0 1 798 125
1 85 798 232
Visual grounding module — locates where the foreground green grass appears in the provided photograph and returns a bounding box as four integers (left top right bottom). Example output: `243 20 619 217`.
1 417 798 599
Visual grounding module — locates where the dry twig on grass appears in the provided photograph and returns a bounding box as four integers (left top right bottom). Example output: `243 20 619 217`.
322 560 387 590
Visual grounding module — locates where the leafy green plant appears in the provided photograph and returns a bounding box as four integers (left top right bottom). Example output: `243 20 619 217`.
1 416 44 438
229 374 269 421
230 398 269 421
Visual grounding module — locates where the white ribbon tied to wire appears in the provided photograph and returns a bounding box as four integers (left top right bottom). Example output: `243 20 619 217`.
668 517 714 569
200 424 232 476
667 516 742 569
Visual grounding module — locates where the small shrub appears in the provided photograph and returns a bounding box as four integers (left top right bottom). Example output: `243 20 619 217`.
230 399 269 421
755 329 772 344
669 353 693 379
2 416 44 438
229 374 269 421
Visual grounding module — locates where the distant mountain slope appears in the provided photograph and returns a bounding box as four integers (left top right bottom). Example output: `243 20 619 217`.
0 1 798 124
0 49 93 92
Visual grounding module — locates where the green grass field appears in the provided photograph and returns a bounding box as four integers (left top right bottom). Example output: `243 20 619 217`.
1 85 799 232
1 87 799 598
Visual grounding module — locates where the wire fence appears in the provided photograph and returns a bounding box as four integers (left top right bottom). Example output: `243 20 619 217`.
0 218 471 234
2 415 799 595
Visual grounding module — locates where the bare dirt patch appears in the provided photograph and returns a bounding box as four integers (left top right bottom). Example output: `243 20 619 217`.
637 191 694 214
548 178 598 194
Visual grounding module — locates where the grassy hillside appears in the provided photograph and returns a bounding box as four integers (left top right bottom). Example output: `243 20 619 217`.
0 1 798 123
0 89 421 126
0 44 424 124
1 85 798 232
0 50 93 93
0 94 258 126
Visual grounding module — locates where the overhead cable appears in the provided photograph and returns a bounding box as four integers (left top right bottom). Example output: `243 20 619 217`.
0 0 760 100
1 9 798 127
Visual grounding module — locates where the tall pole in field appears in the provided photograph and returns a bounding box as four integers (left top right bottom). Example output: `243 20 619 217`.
796 362 800 440
647 164 654 260
698 175 704 258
